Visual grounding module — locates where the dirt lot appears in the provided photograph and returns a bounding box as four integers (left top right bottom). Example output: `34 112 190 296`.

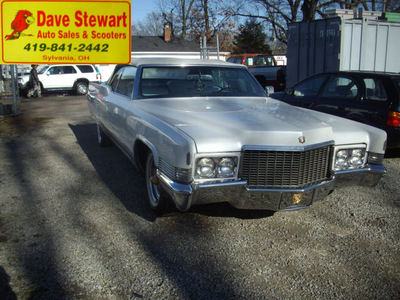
1 95 400 299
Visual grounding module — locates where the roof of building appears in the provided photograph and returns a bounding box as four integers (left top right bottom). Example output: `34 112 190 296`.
131 36 200 53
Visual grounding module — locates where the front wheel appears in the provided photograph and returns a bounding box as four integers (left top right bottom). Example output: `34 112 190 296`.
75 82 88 95
145 152 168 215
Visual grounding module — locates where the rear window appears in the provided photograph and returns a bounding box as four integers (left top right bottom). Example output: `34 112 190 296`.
245 55 275 67
227 56 244 64
76 65 94 73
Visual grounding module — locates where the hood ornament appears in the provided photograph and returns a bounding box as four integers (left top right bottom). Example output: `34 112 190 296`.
298 136 306 144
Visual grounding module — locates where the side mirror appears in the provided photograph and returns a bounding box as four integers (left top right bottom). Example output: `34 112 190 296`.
265 85 275 96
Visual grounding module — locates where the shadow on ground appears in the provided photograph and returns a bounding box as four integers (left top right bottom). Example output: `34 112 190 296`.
69 123 274 221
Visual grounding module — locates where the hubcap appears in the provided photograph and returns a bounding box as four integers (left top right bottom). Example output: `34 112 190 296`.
148 159 161 207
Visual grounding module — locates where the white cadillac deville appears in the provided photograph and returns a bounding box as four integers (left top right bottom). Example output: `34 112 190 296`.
87 58 387 215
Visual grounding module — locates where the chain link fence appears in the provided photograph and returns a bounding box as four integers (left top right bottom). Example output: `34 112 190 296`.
0 65 20 117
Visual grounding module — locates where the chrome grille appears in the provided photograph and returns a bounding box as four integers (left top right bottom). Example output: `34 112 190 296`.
240 146 332 189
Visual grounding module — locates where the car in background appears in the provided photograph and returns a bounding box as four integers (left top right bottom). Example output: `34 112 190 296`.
87 58 386 215
226 54 286 91
271 71 400 149
18 64 101 96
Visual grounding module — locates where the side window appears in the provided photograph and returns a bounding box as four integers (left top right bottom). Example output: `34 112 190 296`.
393 78 400 89
293 75 329 97
115 67 136 97
363 78 387 101
320 76 358 99
76 65 94 73
62 66 77 74
253 56 275 67
244 57 254 66
48 67 62 75
226 56 243 64
109 68 123 92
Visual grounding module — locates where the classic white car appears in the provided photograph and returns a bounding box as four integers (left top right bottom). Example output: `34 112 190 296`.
87 58 387 215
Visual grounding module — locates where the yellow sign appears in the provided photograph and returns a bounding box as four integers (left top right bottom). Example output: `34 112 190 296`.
0 0 131 64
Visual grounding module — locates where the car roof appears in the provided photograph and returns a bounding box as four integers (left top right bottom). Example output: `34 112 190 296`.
318 70 400 78
129 58 243 68
228 54 273 56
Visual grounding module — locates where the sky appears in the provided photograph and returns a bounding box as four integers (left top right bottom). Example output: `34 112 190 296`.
131 0 158 24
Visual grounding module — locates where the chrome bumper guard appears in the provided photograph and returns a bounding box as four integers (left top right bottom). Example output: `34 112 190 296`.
157 164 386 212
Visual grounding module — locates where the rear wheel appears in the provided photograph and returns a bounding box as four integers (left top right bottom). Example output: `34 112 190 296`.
145 152 168 215
75 81 88 95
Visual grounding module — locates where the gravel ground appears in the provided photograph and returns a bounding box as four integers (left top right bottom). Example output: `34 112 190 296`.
0 96 399 299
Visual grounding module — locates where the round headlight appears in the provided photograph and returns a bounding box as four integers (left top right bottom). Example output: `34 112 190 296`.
349 149 364 167
351 149 363 157
337 149 349 159
217 158 235 177
335 150 349 169
196 158 215 177
349 156 363 166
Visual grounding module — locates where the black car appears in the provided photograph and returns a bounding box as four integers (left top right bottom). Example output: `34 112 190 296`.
271 71 400 148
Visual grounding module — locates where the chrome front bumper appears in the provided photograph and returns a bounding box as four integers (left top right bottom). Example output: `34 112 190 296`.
157 164 386 212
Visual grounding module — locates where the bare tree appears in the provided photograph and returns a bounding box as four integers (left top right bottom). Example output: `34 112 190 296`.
224 0 398 46
157 0 196 39
131 12 164 36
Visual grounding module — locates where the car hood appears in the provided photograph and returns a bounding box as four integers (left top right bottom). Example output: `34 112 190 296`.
134 97 386 153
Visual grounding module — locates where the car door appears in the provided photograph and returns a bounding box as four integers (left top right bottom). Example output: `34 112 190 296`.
103 66 136 151
281 74 330 107
309 75 360 119
356 77 390 128
43 65 77 89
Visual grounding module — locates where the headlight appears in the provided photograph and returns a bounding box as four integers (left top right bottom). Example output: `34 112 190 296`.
195 156 237 179
217 158 235 177
196 158 215 178
334 148 366 171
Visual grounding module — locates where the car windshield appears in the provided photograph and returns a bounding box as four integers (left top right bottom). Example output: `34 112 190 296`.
139 66 266 98
38 66 49 74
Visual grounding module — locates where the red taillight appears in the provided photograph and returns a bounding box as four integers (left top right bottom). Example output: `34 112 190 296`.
387 111 400 127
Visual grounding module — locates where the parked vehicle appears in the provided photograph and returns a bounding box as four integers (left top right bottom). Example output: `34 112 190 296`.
87 58 386 215
19 64 101 96
271 71 400 148
226 54 286 91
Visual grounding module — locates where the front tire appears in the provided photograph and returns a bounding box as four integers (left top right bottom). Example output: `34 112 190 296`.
145 152 168 215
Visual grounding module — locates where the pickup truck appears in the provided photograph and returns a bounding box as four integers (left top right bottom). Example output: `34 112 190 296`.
227 54 286 91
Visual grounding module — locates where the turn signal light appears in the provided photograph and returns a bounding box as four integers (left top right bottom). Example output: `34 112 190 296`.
387 111 400 127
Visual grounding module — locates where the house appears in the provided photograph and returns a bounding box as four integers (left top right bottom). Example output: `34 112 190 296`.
97 25 229 82
131 25 201 59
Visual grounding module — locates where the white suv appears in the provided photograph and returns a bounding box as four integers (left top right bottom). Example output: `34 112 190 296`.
19 64 101 96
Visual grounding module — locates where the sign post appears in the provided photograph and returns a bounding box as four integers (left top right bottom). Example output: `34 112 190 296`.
0 0 131 64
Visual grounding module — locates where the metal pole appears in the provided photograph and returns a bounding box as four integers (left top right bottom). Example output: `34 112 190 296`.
216 34 220 60
10 65 20 115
